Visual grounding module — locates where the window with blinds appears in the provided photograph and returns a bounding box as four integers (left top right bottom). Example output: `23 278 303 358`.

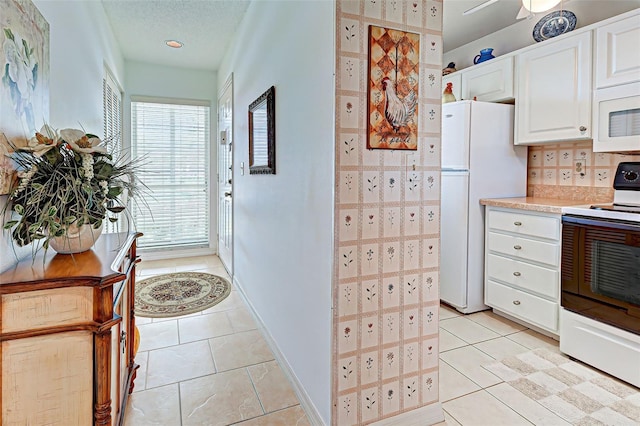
103 71 123 233
103 72 122 149
131 100 210 250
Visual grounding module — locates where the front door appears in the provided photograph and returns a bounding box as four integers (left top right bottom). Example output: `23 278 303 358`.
217 75 233 274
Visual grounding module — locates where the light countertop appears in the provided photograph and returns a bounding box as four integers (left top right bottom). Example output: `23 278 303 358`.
479 197 592 214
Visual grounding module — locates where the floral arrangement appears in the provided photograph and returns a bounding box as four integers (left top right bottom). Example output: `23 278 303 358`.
2 125 142 250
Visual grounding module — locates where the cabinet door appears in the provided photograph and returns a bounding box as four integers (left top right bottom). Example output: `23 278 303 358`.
461 56 514 102
110 291 124 424
515 32 592 144
442 72 462 102
596 14 640 89
110 278 131 424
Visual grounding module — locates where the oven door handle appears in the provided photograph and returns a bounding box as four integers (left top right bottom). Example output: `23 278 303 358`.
562 214 640 232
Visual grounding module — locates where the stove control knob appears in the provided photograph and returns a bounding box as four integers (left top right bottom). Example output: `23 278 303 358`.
623 170 639 182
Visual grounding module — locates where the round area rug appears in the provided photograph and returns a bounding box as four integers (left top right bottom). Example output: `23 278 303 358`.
135 272 231 318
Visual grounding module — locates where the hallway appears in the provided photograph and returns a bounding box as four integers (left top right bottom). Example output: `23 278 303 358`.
127 255 310 425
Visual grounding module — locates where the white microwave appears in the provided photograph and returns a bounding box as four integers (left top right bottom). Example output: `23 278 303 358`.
593 82 640 152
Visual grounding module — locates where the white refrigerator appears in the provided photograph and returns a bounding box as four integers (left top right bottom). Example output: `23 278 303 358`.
440 101 527 313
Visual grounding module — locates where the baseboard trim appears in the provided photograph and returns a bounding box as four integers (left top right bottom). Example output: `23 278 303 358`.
233 276 327 426
369 403 445 426
491 308 559 340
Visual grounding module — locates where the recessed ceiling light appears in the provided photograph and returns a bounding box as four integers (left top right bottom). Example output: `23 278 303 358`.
165 40 183 48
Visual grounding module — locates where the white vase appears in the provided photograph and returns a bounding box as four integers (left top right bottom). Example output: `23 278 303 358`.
49 222 104 254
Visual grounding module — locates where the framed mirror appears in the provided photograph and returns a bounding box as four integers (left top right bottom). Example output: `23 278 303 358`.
249 86 276 174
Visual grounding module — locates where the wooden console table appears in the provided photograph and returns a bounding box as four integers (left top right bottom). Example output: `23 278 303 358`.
0 232 142 425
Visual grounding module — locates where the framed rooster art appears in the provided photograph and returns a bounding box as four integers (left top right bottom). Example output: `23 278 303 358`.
367 25 420 150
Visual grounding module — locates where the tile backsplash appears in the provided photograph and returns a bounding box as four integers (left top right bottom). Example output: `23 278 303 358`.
334 0 442 424
527 141 640 202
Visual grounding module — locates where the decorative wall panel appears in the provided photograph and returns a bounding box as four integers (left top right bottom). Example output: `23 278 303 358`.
334 1 442 424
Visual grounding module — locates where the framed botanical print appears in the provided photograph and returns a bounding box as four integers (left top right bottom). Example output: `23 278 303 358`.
0 0 49 194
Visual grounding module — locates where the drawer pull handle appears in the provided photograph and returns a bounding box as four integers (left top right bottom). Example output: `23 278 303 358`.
513 272 521 277
513 300 521 305
513 245 522 250
514 221 522 226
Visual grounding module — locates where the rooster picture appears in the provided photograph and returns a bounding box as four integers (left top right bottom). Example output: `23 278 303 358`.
367 25 420 150
381 77 417 133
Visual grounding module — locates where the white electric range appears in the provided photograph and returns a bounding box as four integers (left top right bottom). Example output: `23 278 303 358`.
560 162 640 388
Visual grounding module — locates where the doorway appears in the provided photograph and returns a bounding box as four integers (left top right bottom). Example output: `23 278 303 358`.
217 75 234 274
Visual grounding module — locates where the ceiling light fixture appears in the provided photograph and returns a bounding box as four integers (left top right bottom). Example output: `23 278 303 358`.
165 40 183 48
516 0 562 19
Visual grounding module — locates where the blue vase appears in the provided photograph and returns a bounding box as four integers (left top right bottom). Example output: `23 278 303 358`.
473 48 495 64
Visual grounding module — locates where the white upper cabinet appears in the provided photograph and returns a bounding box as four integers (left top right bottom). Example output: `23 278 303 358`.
443 72 462 102
462 56 514 102
595 14 640 89
515 32 592 145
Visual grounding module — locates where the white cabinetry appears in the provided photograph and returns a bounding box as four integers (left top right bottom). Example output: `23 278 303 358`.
515 32 592 145
595 14 640 88
462 56 514 102
442 57 514 103
443 72 462 102
484 206 561 334
592 13 640 153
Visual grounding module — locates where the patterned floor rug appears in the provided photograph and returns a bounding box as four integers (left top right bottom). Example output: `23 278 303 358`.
483 348 640 425
135 272 231 318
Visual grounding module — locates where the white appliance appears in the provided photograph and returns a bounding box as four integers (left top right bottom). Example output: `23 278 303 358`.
560 162 640 388
592 82 640 152
440 101 527 313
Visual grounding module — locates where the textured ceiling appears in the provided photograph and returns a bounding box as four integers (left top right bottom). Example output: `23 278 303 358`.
99 0 537 71
100 0 636 71
101 0 251 71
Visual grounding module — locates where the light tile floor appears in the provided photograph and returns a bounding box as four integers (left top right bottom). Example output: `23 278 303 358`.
128 255 569 425
435 305 569 426
126 255 310 426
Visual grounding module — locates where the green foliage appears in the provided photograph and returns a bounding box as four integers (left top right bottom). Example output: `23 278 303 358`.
2 130 144 252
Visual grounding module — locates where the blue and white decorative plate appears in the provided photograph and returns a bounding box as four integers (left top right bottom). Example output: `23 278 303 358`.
532 10 577 42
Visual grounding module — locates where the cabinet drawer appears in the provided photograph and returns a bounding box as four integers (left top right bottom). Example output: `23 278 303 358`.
486 280 558 331
488 209 560 240
486 254 558 299
487 232 559 267
2 287 94 333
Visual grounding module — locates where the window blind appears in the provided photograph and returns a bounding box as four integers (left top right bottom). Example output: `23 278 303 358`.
102 72 123 233
131 101 210 250
609 108 640 138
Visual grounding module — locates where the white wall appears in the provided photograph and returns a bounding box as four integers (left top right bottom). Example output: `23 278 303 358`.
1 1 123 272
123 61 218 255
217 1 334 423
444 1 640 69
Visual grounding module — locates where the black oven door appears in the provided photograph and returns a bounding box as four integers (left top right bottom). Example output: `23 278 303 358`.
561 214 640 334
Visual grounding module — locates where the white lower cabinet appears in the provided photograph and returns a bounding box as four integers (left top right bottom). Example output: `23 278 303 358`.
484 206 561 334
